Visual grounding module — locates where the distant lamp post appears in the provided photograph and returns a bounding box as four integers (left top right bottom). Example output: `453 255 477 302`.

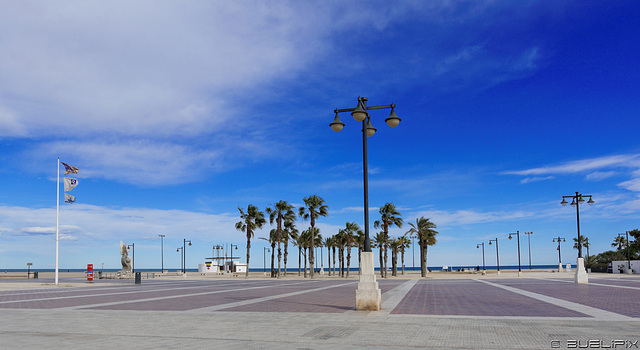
177 247 183 273
489 238 500 275
332 96 400 311
561 191 594 283
476 243 486 275
524 231 533 270
264 247 270 273
127 243 135 273
158 234 165 273
618 232 632 274
553 236 566 272
182 239 192 274
508 231 522 277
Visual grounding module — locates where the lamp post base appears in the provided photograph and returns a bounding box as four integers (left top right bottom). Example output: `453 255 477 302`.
558 263 563 272
356 252 381 311
575 257 588 284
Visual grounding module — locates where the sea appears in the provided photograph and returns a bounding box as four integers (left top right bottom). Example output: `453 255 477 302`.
2 264 573 273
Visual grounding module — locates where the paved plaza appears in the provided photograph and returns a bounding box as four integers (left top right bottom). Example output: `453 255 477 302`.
0 272 639 349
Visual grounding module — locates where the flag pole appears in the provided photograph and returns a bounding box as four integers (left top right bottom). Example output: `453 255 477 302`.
55 157 60 285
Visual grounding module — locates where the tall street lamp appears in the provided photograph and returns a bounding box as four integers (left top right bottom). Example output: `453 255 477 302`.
158 234 165 273
524 231 533 270
476 243 486 275
489 238 500 275
561 191 594 283
127 243 135 273
508 231 522 277
183 239 192 274
331 96 400 311
553 236 566 272
264 247 270 273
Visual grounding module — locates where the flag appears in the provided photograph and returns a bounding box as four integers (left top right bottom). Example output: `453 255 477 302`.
64 193 76 204
61 162 79 175
64 177 78 191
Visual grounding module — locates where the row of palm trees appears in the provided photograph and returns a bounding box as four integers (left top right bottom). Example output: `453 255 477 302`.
235 198 439 278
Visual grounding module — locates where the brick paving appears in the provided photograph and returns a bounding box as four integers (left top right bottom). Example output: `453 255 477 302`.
391 279 588 317
490 278 640 318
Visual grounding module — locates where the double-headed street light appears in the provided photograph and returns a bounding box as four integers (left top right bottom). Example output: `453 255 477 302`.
524 231 533 270
332 96 400 311
182 239 192 274
489 238 500 275
476 243 486 274
508 231 522 276
553 236 566 271
561 192 594 283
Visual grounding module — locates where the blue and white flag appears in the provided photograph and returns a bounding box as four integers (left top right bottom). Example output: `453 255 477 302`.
61 162 79 175
64 193 76 204
64 177 78 191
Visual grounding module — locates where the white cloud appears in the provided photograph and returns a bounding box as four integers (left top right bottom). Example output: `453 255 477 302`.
505 154 640 176
520 176 554 184
409 209 533 227
586 171 616 181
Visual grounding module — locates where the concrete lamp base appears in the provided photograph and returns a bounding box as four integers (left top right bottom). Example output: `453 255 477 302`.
575 257 588 284
356 252 381 311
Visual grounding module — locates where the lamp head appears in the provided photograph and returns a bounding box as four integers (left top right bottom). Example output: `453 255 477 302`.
570 199 577 207
330 112 345 132
587 197 594 205
351 100 367 122
508 235 513 240
189 242 192 246
561 198 568 206
385 106 401 128
489 241 492 246
578 196 585 204
363 119 377 137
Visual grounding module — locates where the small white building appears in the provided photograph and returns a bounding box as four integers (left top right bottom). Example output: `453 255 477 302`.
198 260 247 274
611 260 639 274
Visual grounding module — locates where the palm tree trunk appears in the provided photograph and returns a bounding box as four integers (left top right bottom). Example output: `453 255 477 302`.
332 246 336 276
245 234 251 279
277 240 282 279
392 248 397 277
283 241 288 276
270 243 275 278
401 250 405 275
420 240 426 277
303 247 308 278
310 220 315 279
327 246 331 276
346 246 351 278
298 246 301 276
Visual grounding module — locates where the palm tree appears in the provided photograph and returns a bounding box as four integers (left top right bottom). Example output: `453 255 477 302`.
235 204 266 278
282 218 297 276
355 227 366 275
323 236 333 276
573 234 588 259
372 231 387 278
398 234 411 275
289 230 302 276
259 229 278 277
389 237 401 277
299 195 329 279
266 200 296 279
407 217 438 277
612 235 627 250
374 203 403 278
343 222 361 278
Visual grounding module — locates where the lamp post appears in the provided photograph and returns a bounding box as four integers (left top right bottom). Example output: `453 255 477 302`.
158 234 165 273
618 232 631 274
182 239 192 274
127 243 135 273
331 96 400 311
553 236 566 272
176 247 183 273
230 244 238 272
524 231 533 270
476 243 486 275
489 238 500 275
264 247 270 273
508 231 522 277
561 192 594 283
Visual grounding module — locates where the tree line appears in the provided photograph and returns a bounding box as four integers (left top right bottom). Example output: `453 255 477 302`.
235 196 438 278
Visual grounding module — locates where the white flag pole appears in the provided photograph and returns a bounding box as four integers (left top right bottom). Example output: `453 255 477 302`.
55 157 60 285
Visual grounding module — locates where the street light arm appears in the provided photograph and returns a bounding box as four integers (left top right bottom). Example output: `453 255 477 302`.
334 104 395 114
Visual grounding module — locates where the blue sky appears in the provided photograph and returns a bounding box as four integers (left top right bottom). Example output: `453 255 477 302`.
1 1 639 270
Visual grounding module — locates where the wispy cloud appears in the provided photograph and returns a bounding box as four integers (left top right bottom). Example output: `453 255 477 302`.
520 176 555 184
505 154 640 176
